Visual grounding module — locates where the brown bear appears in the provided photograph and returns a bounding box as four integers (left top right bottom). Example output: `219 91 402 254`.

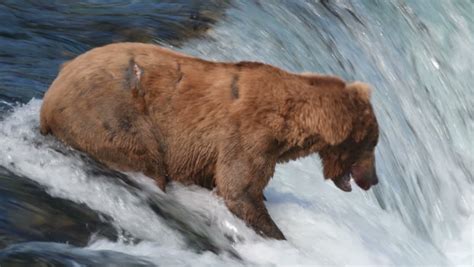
40 42 379 240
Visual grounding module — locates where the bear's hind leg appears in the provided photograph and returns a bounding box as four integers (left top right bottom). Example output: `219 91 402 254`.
143 163 169 192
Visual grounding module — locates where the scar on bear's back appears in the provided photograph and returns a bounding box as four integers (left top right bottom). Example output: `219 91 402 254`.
175 63 184 85
124 59 148 114
125 59 144 94
231 74 239 99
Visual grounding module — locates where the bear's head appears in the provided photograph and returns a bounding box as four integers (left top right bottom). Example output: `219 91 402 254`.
269 74 380 192
313 81 380 192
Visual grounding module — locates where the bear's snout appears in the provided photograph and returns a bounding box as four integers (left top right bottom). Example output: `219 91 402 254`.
351 163 378 191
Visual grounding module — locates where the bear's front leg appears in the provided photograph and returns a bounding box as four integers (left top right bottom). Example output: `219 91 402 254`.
215 152 285 240
224 194 285 240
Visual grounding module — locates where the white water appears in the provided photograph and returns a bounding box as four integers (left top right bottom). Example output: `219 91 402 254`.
0 0 472 266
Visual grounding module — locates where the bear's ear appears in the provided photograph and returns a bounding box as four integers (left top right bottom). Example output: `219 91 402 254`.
347 82 371 102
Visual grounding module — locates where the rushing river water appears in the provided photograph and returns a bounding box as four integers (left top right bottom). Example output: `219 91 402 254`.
0 1 472 266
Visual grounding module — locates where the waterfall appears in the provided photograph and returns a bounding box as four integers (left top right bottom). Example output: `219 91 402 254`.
0 1 471 265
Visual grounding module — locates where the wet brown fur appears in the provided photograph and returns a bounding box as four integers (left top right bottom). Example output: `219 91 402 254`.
40 42 379 240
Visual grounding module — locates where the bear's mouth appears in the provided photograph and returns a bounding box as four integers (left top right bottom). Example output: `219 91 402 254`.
332 173 352 192
332 165 376 192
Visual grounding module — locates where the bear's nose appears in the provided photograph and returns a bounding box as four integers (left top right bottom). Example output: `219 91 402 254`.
372 173 379 185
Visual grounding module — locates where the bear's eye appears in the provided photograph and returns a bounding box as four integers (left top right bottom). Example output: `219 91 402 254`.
368 136 378 148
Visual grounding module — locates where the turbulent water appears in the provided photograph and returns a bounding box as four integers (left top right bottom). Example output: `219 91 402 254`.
0 1 472 266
